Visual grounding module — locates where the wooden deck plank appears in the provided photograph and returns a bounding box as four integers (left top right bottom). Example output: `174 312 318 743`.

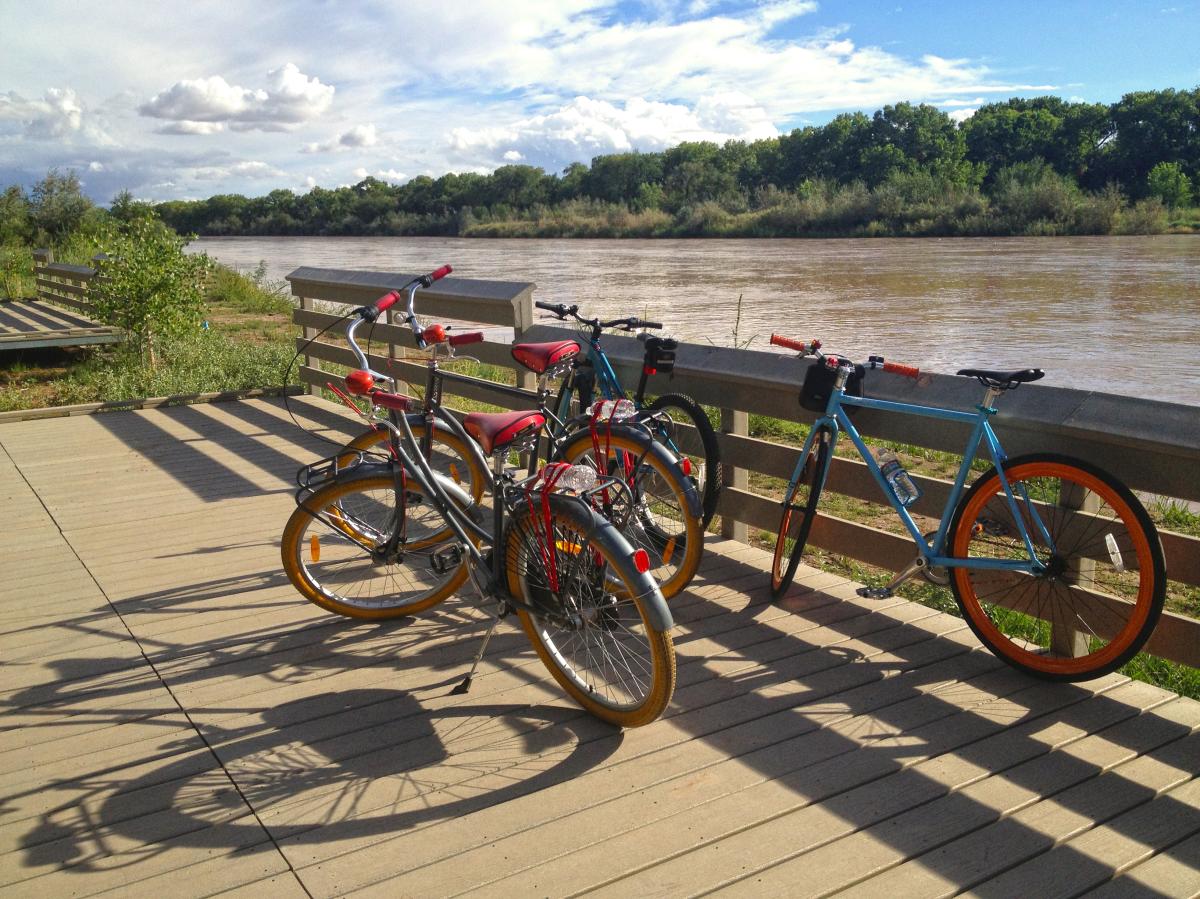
1087 830 1200 898
2 398 1197 897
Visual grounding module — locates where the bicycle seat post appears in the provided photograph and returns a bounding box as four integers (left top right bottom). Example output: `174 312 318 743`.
981 385 1002 410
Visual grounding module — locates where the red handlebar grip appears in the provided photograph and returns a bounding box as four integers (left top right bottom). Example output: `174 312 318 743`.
770 333 810 352
884 361 921 379
374 291 400 313
429 264 452 282
448 331 484 347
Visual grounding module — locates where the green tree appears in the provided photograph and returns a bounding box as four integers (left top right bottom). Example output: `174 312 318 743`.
1147 161 1193 208
0 185 30 244
89 217 210 367
29 168 93 240
1100 88 1200 192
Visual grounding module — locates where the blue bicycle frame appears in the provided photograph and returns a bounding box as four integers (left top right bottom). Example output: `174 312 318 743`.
787 379 1054 576
552 334 628 425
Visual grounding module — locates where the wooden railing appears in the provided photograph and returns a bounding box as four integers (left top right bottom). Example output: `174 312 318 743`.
288 266 1200 669
32 249 100 315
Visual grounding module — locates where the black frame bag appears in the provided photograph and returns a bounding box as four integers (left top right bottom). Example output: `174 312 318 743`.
800 362 864 415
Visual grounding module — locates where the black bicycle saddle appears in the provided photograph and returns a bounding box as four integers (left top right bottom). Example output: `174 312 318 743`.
957 368 1045 389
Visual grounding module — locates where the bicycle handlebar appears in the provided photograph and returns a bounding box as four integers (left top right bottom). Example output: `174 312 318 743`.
772 333 922 380
770 334 821 354
360 264 453 321
536 300 662 333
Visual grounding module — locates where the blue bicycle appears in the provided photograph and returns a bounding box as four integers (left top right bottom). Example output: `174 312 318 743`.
532 301 723 529
768 333 1165 681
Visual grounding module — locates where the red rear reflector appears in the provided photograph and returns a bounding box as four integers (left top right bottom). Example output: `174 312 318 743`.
633 548 651 573
643 365 657 375
680 457 692 477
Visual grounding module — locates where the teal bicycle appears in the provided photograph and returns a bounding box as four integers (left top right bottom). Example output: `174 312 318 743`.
532 301 722 529
768 333 1166 681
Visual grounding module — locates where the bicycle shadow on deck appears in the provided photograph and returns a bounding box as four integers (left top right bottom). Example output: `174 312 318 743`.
640 544 1199 895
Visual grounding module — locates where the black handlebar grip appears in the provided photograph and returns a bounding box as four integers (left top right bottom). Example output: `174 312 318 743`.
641 320 663 330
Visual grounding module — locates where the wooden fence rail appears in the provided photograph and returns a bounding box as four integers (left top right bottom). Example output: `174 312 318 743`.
288 266 1200 669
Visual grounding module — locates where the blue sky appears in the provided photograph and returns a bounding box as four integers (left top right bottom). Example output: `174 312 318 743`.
1 1 1196 203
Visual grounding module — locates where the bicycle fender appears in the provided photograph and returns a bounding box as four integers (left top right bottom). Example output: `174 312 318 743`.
550 494 673 632
557 422 704 520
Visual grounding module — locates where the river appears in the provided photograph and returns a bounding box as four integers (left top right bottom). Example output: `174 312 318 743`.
190 235 1200 407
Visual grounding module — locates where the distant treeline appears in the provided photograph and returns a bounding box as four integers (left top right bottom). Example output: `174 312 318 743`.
156 89 1200 239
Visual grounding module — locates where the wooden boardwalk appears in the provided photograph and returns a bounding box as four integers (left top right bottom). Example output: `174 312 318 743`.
1 397 1198 898
0 299 122 351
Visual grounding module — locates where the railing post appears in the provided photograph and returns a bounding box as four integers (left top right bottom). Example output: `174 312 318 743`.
511 286 536 395
1052 479 1096 657
32 249 52 302
720 408 748 541
300 295 320 395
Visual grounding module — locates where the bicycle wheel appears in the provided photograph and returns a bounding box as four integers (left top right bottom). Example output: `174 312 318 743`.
556 428 704 600
343 421 488 503
644 393 723 530
281 471 469 619
770 426 833 598
947 453 1165 680
503 495 676 727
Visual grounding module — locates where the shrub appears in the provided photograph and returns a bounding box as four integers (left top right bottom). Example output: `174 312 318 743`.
1118 198 1169 234
88 218 211 366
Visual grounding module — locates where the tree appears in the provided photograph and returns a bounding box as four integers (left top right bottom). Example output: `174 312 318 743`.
1100 88 1200 192
1147 161 1193 208
89 217 210 367
0 186 30 244
29 168 93 240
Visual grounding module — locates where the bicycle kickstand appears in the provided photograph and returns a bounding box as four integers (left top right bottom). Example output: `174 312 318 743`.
856 556 929 599
451 613 501 695
451 565 508 695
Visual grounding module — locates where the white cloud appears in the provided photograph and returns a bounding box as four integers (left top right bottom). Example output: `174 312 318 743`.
192 160 287 181
140 63 334 132
0 88 84 139
302 123 379 154
157 120 227 135
349 166 408 183
448 94 778 172
948 107 978 123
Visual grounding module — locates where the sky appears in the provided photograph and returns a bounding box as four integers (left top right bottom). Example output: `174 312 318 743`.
2 0 1197 204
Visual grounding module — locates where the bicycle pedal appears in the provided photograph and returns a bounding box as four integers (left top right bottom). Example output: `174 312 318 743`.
856 586 894 599
430 544 464 574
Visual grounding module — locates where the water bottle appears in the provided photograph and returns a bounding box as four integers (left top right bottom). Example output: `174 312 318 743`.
542 462 598 493
877 448 921 507
589 398 636 421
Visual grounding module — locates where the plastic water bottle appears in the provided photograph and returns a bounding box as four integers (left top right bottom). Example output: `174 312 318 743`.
542 462 598 493
877 448 921 507
589 398 636 421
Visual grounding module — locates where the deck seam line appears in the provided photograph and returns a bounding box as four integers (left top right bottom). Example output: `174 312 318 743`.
707 691 1190 898
0 439 315 899
532 669 1128 899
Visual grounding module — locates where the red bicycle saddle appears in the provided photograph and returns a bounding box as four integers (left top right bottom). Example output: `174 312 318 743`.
463 410 545 455
511 340 580 374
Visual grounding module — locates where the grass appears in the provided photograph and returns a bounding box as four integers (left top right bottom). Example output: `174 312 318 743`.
0 261 299 412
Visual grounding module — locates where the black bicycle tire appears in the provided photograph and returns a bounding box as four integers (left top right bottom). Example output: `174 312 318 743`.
645 393 723 530
770 426 832 599
502 494 676 727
